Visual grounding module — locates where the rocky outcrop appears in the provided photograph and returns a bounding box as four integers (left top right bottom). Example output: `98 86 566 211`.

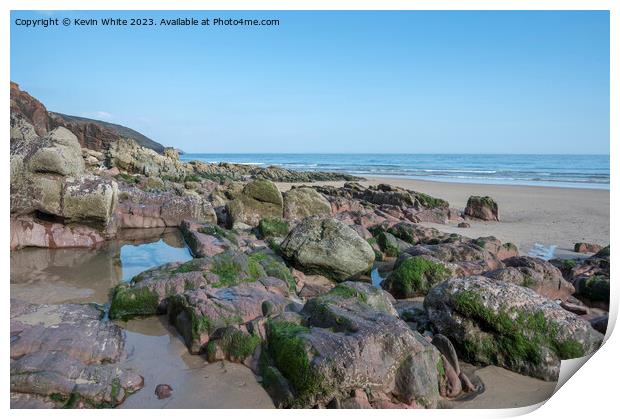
188 160 359 183
168 278 293 354
464 196 499 221
11 121 119 248
425 277 603 381
27 127 85 176
50 111 165 153
10 299 143 408
262 282 445 408
486 256 575 301
109 249 295 321
574 242 603 254
382 255 454 298
10 215 106 251
400 242 503 276
180 220 238 257
283 187 331 220
566 249 610 309
226 179 284 228
280 217 375 281
471 236 519 260
11 82 164 153
10 82 52 137
117 185 216 228
314 183 450 224
106 138 187 179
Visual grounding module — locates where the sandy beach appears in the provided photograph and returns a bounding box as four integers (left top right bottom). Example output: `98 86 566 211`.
277 177 609 259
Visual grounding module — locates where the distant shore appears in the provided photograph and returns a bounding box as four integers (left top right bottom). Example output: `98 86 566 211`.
277 176 610 258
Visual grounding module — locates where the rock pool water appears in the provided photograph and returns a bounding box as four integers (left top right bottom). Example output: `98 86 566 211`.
10 228 273 409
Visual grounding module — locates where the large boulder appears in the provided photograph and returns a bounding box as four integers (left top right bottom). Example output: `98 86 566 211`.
484 256 575 300
10 299 143 408
280 217 375 281
382 255 454 298
28 127 85 176
61 175 118 226
425 277 603 381
464 196 499 221
283 187 331 220
263 282 444 408
226 179 283 228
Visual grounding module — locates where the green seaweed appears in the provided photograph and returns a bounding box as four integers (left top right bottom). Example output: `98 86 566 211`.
452 290 585 366
415 192 448 209
258 217 290 238
249 252 296 291
386 256 450 298
198 224 238 245
266 321 328 407
109 286 159 320
376 232 400 257
521 275 536 288
212 328 261 360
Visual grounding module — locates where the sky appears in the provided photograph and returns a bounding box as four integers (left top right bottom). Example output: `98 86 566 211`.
10 10 610 154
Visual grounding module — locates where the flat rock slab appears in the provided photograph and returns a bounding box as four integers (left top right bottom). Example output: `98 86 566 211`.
10 299 143 408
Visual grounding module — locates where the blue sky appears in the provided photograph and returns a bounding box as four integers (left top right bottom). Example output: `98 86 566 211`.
11 10 609 154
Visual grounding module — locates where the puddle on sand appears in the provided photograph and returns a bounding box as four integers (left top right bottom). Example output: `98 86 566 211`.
528 243 557 260
118 316 274 409
10 228 192 305
370 261 394 288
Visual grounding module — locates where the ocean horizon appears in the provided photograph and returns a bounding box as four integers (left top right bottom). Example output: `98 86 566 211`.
180 153 610 190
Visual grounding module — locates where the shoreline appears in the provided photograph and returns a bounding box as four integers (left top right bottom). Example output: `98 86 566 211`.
276 176 610 258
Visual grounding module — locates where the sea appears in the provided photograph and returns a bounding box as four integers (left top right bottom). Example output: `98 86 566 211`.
180 154 609 190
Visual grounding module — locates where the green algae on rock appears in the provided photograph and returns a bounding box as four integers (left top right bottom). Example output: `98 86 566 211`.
382 256 452 298
425 276 603 381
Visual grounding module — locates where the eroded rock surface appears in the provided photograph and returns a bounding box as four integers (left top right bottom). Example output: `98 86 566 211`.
425 277 603 381
10 299 143 408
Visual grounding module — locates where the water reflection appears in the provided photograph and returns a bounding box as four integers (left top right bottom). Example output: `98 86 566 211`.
10 228 192 305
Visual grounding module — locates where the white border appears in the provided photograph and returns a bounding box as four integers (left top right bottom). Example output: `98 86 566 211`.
2 1 617 418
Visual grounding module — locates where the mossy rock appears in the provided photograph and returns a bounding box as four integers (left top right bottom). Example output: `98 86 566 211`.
109 285 160 320
243 179 283 206
265 320 328 407
425 277 603 381
206 327 261 362
452 290 585 366
575 275 610 304
283 187 332 220
595 245 610 258
382 256 451 298
197 223 239 245
376 231 405 257
414 192 448 209
248 250 296 291
258 217 290 238
210 251 267 288
321 282 395 313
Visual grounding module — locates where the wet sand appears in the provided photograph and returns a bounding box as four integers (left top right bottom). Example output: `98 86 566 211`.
277 177 609 258
119 316 274 409
448 365 556 409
